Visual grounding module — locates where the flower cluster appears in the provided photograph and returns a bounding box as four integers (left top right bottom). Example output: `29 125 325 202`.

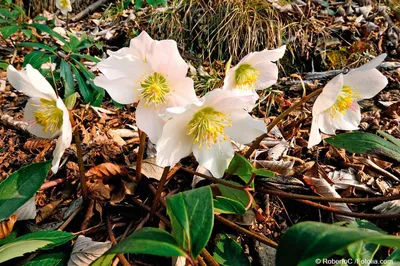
93 32 283 177
5 31 388 179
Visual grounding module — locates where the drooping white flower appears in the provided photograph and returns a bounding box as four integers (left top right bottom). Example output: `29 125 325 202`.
156 89 267 178
308 54 388 148
223 46 286 109
7 64 72 173
94 31 198 143
56 0 72 15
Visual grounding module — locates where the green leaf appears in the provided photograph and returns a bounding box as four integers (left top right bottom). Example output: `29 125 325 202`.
0 232 16 245
0 161 51 221
0 240 52 263
72 59 95 79
383 249 400 266
166 186 214 259
252 168 275 178
21 29 32 39
33 16 48 21
68 32 81 52
32 23 67 44
1 25 18 39
213 234 250 266
106 227 186 257
378 130 400 147
217 182 249 208
146 0 167 6
90 253 115 266
0 61 9 70
19 42 56 52
226 154 253 184
70 64 93 103
23 51 51 69
135 0 143 9
214 196 246 215
276 222 400 266
25 252 67 266
325 132 400 162
60 60 75 97
16 231 74 250
64 92 78 109
71 53 100 63
0 8 12 18
91 83 105 107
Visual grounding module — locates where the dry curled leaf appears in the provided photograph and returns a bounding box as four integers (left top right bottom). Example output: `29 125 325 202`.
86 163 128 178
0 214 17 239
373 200 400 214
14 197 36 221
36 199 63 224
132 157 165 180
268 140 289 161
328 168 379 194
255 160 294 176
23 138 52 152
304 164 355 222
68 235 112 266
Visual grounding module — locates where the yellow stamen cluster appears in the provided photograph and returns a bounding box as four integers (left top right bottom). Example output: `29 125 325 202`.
234 63 260 90
33 99 63 133
325 85 359 118
187 107 232 148
60 0 70 8
139 72 170 107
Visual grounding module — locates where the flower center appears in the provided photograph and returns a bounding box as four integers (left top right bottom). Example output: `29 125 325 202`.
325 85 359 118
60 0 69 8
234 63 260 90
33 99 63 133
139 72 170 107
186 107 232 148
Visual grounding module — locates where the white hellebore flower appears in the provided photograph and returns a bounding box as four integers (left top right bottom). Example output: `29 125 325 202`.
308 54 388 148
223 46 286 109
156 89 267 178
56 0 72 15
94 31 198 143
7 64 72 174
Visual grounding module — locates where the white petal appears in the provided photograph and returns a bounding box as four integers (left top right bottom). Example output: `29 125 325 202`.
318 112 337 135
96 56 149 80
222 67 237 91
26 65 57 100
308 115 322 148
156 115 193 167
193 140 234 178
320 102 361 133
242 45 286 65
129 31 154 61
203 89 248 113
24 98 57 138
135 101 165 143
254 61 279 90
7 65 49 99
225 111 266 144
312 74 344 115
343 68 388 100
147 40 188 82
107 47 136 58
94 75 140 104
51 98 72 173
167 77 199 107
357 53 386 71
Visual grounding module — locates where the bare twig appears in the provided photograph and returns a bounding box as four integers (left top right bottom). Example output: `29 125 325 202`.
200 249 219 266
105 215 131 266
71 0 110 22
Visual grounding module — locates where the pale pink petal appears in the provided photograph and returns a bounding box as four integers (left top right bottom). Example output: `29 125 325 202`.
253 61 279 90
7 65 49 99
24 98 58 138
242 45 286 65
202 89 248 113
147 40 188 81
319 102 360 134
343 69 388 100
156 115 193 167
26 65 57 100
129 31 154 61
225 110 266 144
94 76 140 104
107 47 136 58
308 116 322 148
51 98 72 173
357 54 386 72
193 140 234 178
167 77 199 107
136 101 166 143
313 74 344 115
96 56 149 80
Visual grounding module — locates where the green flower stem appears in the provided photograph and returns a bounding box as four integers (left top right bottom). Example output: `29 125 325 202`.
244 88 323 159
135 131 147 182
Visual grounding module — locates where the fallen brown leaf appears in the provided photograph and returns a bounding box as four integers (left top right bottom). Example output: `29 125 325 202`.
0 214 17 239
